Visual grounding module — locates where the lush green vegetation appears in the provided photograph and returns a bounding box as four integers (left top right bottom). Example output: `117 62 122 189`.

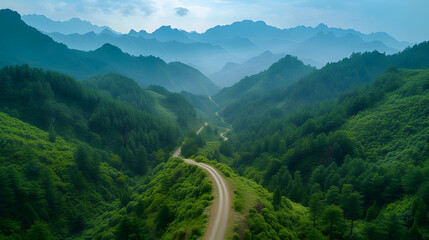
80 157 213 240
2 7 429 240
224 68 429 239
0 64 215 240
213 55 315 107
0 111 124 239
84 73 199 128
0 9 219 95
219 42 429 129
0 65 186 175
192 156 312 240
0 111 213 239
180 91 218 121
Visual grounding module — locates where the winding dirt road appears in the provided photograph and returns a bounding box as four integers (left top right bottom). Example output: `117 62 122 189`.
172 123 232 240
220 129 230 141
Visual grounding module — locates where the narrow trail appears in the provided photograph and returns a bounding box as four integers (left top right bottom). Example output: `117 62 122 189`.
220 128 230 141
208 96 219 108
209 96 228 129
172 123 232 240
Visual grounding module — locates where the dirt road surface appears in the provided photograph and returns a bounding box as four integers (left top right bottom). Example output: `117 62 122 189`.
172 122 232 240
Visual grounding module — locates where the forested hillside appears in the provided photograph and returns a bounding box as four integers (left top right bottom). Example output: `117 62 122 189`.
0 9 219 95
224 68 429 239
219 42 429 129
0 111 213 239
84 73 198 128
0 2 427 240
214 55 316 107
0 65 186 175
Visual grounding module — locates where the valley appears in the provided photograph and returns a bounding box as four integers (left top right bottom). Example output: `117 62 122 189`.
0 4 428 240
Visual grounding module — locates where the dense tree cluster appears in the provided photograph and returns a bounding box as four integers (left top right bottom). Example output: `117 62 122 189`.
0 110 213 239
0 65 184 175
224 69 429 239
220 42 429 130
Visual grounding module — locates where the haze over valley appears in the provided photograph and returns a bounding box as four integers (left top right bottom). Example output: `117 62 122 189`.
0 1 428 239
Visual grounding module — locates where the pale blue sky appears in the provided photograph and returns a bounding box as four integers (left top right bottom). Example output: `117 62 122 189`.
1 0 428 42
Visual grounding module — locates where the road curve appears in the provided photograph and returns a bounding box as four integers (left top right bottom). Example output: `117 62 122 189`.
220 128 230 141
208 96 219 108
172 123 231 240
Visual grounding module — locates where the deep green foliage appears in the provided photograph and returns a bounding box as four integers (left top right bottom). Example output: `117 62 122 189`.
0 9 219 95
81 158 214 240
180 91 219 120
0 111 130 239
309 192 324 227
214 55 316 106
225 68 429 239
84 73 198 128
272 188 281 208
220 42 429 130
25 222 52 240
116 215 145 240
0 111 213 239
0 65 181 175
182 134 206 157
321 205 345 239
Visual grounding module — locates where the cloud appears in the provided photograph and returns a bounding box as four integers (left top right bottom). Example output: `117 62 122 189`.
175 7 189 16
1 0 427 41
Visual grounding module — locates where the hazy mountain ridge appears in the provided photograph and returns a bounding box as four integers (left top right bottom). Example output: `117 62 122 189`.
218 41 429 129
209 50 286 87
22 14 117 34
214 55 316 106
0 9 219 95
46 30 237 73
23 15 411 77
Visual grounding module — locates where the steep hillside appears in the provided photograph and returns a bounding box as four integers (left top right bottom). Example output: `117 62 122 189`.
84 73 199 128
209 51 286 87
226 68 429 239
220 42 429 128
0 111 213 239
180 92 219 120
0 65 182 175
0 9 219 95
214 55 316 107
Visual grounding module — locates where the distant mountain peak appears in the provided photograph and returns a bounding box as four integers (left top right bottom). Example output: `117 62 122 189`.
0 9 21 21
316 23 328 29
95 43 123 55
21 13 113 35
69 17 83 22
99 28 116 36
84 31 97 37
260 50 274 56
154 25 182 33
237 20 267 26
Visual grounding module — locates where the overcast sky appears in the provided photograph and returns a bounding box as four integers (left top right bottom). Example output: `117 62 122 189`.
1 0 428 42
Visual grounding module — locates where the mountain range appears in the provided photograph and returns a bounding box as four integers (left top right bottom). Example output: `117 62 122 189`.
216 41 429 128
22 14 117 34
209 51 286 87
0 9 219 95
23 15 412 84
